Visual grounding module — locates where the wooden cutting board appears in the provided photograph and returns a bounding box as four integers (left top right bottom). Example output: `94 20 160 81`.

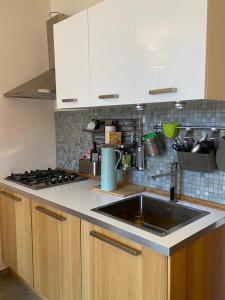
93 184 145 197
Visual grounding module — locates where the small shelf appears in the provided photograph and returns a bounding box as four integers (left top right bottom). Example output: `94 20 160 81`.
83 118 140 149
82 129 105 134
101 143 134 149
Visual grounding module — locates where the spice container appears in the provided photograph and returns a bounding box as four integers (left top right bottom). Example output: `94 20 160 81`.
143 132 163 157
105 131 122 145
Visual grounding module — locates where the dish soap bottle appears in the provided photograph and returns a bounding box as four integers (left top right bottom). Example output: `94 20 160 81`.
91 142 99 162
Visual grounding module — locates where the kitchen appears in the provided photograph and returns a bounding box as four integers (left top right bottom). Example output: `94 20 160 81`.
1 0 225 299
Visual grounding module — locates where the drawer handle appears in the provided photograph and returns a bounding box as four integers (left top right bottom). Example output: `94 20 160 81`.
90 231 142 256
62 98 78 103
0 191 22 202
35 206 66 222
98 94 119 100
149 88 177 95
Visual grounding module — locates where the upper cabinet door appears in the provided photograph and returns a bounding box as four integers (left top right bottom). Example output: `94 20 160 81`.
135 0 208 103
89 0 135 107
54 10 90 109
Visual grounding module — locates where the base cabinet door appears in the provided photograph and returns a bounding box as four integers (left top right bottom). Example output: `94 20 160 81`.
81 220 168 300
0 190 33 286
32 200 81 300
169 227 225 300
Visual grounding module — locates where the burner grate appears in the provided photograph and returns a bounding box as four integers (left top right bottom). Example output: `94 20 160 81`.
5 168 86 190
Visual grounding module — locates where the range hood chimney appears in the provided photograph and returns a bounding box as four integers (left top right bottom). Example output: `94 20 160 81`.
4 13 67 100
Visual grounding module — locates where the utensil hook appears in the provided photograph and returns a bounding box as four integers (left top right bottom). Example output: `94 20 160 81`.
210 128 219 148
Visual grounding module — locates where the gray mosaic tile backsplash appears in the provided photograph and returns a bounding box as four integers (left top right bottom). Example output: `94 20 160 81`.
55 101 225 205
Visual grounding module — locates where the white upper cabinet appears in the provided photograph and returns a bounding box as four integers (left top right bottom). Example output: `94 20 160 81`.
54 10 90 109
88 0 135 107
135 0 208 104
53 0 225 108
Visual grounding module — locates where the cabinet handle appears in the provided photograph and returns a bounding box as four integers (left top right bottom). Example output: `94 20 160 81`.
149 88 177 95
0 191 22 202
35 206 66 222
62 98 78 103
90 231 142 256
98 94 119 100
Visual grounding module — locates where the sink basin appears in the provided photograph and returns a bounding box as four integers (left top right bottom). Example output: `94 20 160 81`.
92 195 209 236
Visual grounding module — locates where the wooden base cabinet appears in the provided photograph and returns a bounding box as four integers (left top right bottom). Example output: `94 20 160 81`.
0 190 33 286
1 190 225 299
32 200 81 300
82 221 225 300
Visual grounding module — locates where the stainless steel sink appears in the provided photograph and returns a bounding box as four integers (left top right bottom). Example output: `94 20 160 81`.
92 195 209 237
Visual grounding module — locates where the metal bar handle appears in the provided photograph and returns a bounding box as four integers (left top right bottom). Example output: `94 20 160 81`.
98 94 119 100
154 125 225 131
35 206 66 222
0 191 22 202
149 88 177 95
62 98 78 103
90 231 142 256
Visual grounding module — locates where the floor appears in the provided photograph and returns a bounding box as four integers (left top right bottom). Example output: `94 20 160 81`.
0 272 38 300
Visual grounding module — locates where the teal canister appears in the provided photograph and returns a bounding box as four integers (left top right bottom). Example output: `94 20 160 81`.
101 147 122 192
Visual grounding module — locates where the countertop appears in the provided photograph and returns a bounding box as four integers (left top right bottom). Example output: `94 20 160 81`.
1 178 225 256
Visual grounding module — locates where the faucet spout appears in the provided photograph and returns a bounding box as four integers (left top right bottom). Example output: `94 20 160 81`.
151 162 179 202
170 162 179 202
151 173 171 180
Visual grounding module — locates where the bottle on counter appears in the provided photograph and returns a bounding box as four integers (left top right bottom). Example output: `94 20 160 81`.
98 148 102 162
90 142 99 162
121 152 132 170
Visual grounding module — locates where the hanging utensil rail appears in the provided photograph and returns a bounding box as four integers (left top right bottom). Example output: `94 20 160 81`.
154 125 225 131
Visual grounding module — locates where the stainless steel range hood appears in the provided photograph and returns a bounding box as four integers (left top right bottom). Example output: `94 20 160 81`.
4 13 67 100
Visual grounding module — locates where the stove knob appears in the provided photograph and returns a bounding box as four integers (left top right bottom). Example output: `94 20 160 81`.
70 175 75 181
51 178 57 184
64 175 69 181
57 175 63 183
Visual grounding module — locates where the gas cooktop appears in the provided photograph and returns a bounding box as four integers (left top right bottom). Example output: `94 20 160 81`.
5 168 87 190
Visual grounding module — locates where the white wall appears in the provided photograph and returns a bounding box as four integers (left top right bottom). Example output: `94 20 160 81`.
0 0 56 178
0 0 56 269
51 0 102 15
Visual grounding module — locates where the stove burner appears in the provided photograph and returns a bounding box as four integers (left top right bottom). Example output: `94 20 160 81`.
6 168 86 190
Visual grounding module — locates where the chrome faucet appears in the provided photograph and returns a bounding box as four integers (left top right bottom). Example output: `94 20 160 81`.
151 162 179 202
